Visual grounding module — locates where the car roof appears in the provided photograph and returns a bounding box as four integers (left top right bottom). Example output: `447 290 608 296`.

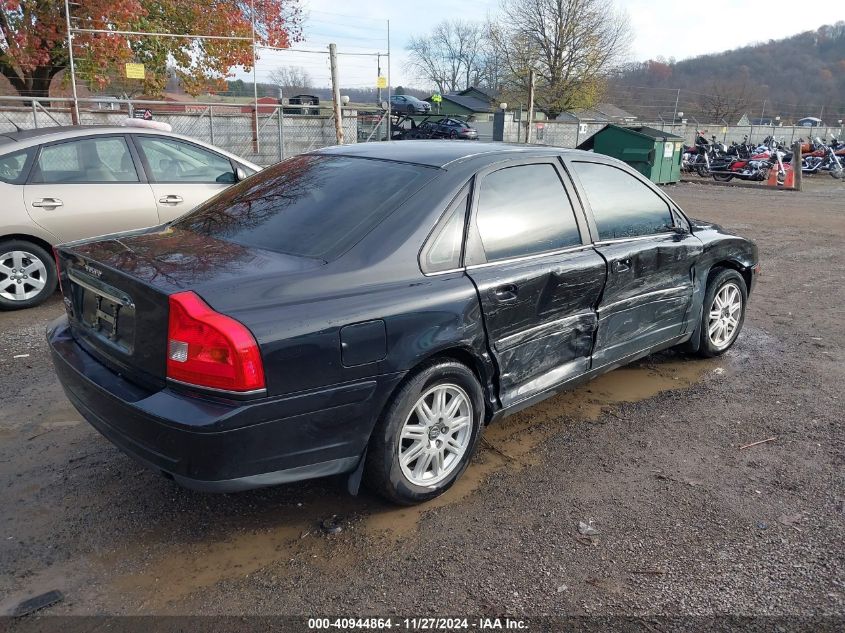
0 124 261 169
0 125 112 145
315 140 578 168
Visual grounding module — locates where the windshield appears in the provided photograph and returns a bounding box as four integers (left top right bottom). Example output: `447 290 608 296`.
173 155 436 261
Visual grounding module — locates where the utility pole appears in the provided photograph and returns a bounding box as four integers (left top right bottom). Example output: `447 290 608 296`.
329 43 344 145
377 53 382 105
672 88 680 128
387 20 392 137
525 69 535 144
250 0 260 152
63 0 80 124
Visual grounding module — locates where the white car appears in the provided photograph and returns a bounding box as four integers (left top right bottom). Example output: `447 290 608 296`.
0 122 260 309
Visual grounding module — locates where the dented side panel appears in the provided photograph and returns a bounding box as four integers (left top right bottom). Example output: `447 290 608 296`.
467 247 606 407
592 233 703 368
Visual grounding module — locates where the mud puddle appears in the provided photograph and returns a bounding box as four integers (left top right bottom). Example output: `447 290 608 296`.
9 353 721 614
365 353 718 538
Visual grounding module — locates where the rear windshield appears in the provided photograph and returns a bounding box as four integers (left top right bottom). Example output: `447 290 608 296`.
174 154 436 261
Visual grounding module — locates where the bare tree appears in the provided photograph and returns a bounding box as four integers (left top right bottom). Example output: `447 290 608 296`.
488 0 631 119
697 80 758 123
405 20 487 93
268 66 313 98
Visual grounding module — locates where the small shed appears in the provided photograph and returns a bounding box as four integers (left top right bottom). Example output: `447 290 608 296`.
578 124 684 185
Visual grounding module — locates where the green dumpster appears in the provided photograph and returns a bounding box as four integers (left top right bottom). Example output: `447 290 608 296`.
577 124 684 184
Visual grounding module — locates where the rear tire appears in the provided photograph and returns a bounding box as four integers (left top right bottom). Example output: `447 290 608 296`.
0 240 57 311
712 172 734 182
696 268 747 357
364 360 484 505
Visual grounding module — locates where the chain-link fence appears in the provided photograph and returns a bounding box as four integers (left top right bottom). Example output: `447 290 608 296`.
0 96 390 166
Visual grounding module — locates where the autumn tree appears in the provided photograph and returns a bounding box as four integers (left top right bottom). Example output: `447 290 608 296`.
0 0 302 98
405 20 488 93
488 0 631 118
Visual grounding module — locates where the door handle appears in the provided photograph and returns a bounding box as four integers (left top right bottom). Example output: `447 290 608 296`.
612 258 631 273
31 197 63 209
159 195 184 204
491 284 519 302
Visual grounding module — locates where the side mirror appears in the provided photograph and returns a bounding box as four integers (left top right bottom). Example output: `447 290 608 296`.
235 166 247 182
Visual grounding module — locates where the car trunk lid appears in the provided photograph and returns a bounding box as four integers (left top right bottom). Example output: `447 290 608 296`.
56 225 323 391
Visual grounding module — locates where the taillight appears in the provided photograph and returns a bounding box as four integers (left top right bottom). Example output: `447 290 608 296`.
166 291 265 393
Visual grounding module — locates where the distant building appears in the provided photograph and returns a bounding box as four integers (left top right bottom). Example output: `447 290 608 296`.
425 87 496 121
797 117 824 127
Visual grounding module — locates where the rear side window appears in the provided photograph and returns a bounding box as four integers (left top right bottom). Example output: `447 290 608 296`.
475 163 581 262
571 162 673 240
31 137 138 183
175 155 435 261
0 148 33 184
422 188 469 273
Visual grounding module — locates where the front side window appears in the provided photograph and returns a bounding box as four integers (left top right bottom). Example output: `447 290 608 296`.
474 163 581 262
0 148 34 184
175 155 436 261
570 162 673 240
31 137 138 183
135 136 235 183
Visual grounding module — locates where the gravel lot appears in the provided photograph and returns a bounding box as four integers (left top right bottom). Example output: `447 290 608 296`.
0 176 843 620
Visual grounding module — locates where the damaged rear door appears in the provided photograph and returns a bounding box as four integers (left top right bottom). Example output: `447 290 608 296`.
465 159 605 408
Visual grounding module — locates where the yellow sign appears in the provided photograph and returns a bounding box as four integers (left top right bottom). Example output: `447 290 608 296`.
125 63 145 80
432 93 442 103
376 76 387 89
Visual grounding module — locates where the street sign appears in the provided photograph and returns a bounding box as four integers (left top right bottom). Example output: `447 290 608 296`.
431 93 442 103
125 63 145 79
376 76 387 89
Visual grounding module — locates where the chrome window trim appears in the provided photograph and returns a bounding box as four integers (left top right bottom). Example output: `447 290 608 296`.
422 267 466 277
465 243 593 270
594 232 676 246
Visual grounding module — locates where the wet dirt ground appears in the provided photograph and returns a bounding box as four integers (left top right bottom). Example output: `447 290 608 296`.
0 176 843 618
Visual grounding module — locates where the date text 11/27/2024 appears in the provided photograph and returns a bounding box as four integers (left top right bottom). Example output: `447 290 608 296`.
307 618 528 630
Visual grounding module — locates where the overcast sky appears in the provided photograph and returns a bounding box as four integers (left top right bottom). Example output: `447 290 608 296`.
251 0 845 90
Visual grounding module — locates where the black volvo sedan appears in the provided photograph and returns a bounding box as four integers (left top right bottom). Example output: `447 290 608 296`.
49 142 758 505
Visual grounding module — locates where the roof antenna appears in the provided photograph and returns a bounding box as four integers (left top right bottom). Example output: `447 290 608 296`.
4 115 24 132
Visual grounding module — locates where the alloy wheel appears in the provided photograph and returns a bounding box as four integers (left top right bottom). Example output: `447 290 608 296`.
707 282 742 349
0 250 48 302
398 383 473 487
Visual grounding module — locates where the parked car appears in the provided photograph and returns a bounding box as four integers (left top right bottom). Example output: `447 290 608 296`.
0 123 260 310
430 117 478 140
408 118 478 140
49 142 758 505
390 94 432 114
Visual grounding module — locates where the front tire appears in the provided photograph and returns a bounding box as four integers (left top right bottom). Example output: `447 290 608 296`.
0 240 57 310
696 268 748 357
365 360 484 505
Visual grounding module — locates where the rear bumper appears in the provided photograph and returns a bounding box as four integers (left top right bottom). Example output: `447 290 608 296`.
48 316 404 492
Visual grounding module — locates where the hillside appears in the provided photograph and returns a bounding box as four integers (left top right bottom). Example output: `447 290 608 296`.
610 22 845 124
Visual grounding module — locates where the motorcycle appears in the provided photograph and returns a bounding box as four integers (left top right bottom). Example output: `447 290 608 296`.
802 137 844 178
